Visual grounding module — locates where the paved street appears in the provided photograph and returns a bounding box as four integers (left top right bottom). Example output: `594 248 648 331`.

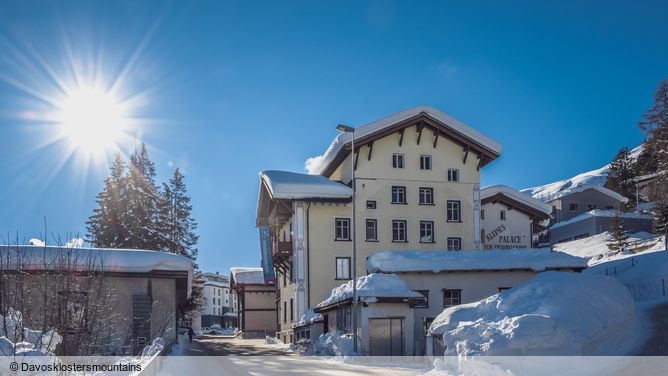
181 335 292 356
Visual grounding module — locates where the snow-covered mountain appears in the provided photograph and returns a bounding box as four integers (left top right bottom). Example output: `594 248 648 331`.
521 145 644 201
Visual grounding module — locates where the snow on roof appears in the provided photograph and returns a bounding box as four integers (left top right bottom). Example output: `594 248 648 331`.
292 309 324 328
314 273 424 309
522 145 643 201
481 185 553 215
0 245 194 294
550 209 653 230
367 249 587 274
545 185 629 203
230 267 266 285
308 106 502 175
260 170 352 200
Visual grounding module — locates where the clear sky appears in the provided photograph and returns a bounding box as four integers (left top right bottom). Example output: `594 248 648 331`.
0 1 666 274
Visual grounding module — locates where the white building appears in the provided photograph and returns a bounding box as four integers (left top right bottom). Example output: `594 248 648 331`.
201 272 238 328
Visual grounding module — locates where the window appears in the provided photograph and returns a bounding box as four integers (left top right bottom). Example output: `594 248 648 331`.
569 203 578 211
419 187 434 205
392 220 407 242
443 289 462 307
423 317 435 334
446 200 461 222
420 221 435 243
498 287 511 292
447 169 459 182
58 291 88 333
392 153 405 168
605 205 614 210
335 218 351 240
447 237 461 251
365 219 378 241
588 204 597 210
414 290 429 308
391 186 407 204
500 210 506 221
290 298 294 322
336 257 351 280
283 301 287 323
481 209 485 220
366 200 377 209
420 155 432 170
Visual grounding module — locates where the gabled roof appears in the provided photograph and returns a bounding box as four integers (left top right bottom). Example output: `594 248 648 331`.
546 185 629 203
481 185 552 220
260 170 352 200
309 106 502 177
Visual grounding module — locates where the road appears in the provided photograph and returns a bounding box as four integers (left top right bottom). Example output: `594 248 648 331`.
182 335 292 356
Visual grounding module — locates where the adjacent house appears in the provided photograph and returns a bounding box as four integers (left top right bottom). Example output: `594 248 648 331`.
200 272 238 329
366 249 588 355
480 185 552 249
550 209 655 244
256 106 502 342
545 186 628 224
0 244 193 356
230 267 277 338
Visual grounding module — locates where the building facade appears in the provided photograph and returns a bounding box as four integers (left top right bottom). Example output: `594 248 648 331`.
200 272 238 328
230 267 277 338
546 186 628 224
256 106 502 342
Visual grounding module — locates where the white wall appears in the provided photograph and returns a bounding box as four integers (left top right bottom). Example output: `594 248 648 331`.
481 202 533 249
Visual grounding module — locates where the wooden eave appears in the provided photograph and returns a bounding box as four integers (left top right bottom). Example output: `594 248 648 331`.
481 193 550 221
321 112 500 177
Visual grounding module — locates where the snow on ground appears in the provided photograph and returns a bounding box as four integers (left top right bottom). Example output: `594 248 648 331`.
367 249 587 273
312 331 357 356
554 231 664 265
429 272 641 356
314 273 423 308
521 145 643 200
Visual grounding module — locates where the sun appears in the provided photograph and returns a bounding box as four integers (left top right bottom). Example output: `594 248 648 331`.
56 86 130 156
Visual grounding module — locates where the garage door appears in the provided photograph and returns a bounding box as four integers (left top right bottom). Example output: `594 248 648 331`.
369 318 404 356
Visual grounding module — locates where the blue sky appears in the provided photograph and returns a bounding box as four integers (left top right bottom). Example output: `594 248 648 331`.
0 1 666 274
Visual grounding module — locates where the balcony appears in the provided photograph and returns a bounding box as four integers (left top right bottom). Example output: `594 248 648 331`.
272 240 292 257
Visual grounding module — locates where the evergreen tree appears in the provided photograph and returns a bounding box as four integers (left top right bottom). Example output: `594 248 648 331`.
158 168 199 260
638 79 668 200
607 215 630 254
653 199 668 240
123 143 161 250
86 154 127 247
605 147 637 207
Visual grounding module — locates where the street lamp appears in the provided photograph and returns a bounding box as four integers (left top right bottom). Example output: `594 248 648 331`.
336 124 358 353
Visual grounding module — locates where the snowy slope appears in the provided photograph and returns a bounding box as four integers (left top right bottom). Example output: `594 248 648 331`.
522 145 643 200
554 231 664 265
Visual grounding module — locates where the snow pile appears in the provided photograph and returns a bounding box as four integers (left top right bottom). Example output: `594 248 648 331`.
293 309 323 328
367 249 587 274
554 231 664 265
28 238 45 246
551 209 652 230
429 272 640 356
0 309 61 356
307 106 502 175
230 267 265 285
141 337 166 359
260 170 352 199
481 185 552 214
265 336 284 345
586 251 668 301
522 145 643 200
312 331 357 356
64 238 85 248
315 274 423 308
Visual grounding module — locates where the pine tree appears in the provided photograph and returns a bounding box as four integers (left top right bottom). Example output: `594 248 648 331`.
607 215 630 255
605 147 637 207
638 79 668 200
653 199 668 239
123 143 161 250
86 154 127 247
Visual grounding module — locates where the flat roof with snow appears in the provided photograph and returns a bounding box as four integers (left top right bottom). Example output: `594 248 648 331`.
309 106 502 176
367 249 588 274
314 273 425 311
230 267 267 285
259 170 352 200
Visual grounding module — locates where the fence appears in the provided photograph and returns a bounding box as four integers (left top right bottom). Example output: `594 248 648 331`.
592 255 668 301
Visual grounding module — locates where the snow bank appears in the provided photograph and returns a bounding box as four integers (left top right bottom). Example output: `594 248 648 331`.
141 337 166 358
586 251 668 301
0 308 61 356
260 170 352 199
265 336 284 345
308 106 502 175
230 267 265 285
367 249 587 274
554 231 664 265
551 209 652 230
429 272 640 356
315 274 423 308
313 331 357 356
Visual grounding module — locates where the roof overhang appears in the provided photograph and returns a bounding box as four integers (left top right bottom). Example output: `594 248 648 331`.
482 192 551 221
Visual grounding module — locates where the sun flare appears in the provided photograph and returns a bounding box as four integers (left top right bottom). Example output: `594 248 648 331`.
56 86 129 155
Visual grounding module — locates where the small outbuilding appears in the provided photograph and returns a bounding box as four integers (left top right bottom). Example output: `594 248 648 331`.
230 267 277 338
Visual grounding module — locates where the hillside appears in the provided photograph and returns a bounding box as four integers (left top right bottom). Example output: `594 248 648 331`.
522 145 643 201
